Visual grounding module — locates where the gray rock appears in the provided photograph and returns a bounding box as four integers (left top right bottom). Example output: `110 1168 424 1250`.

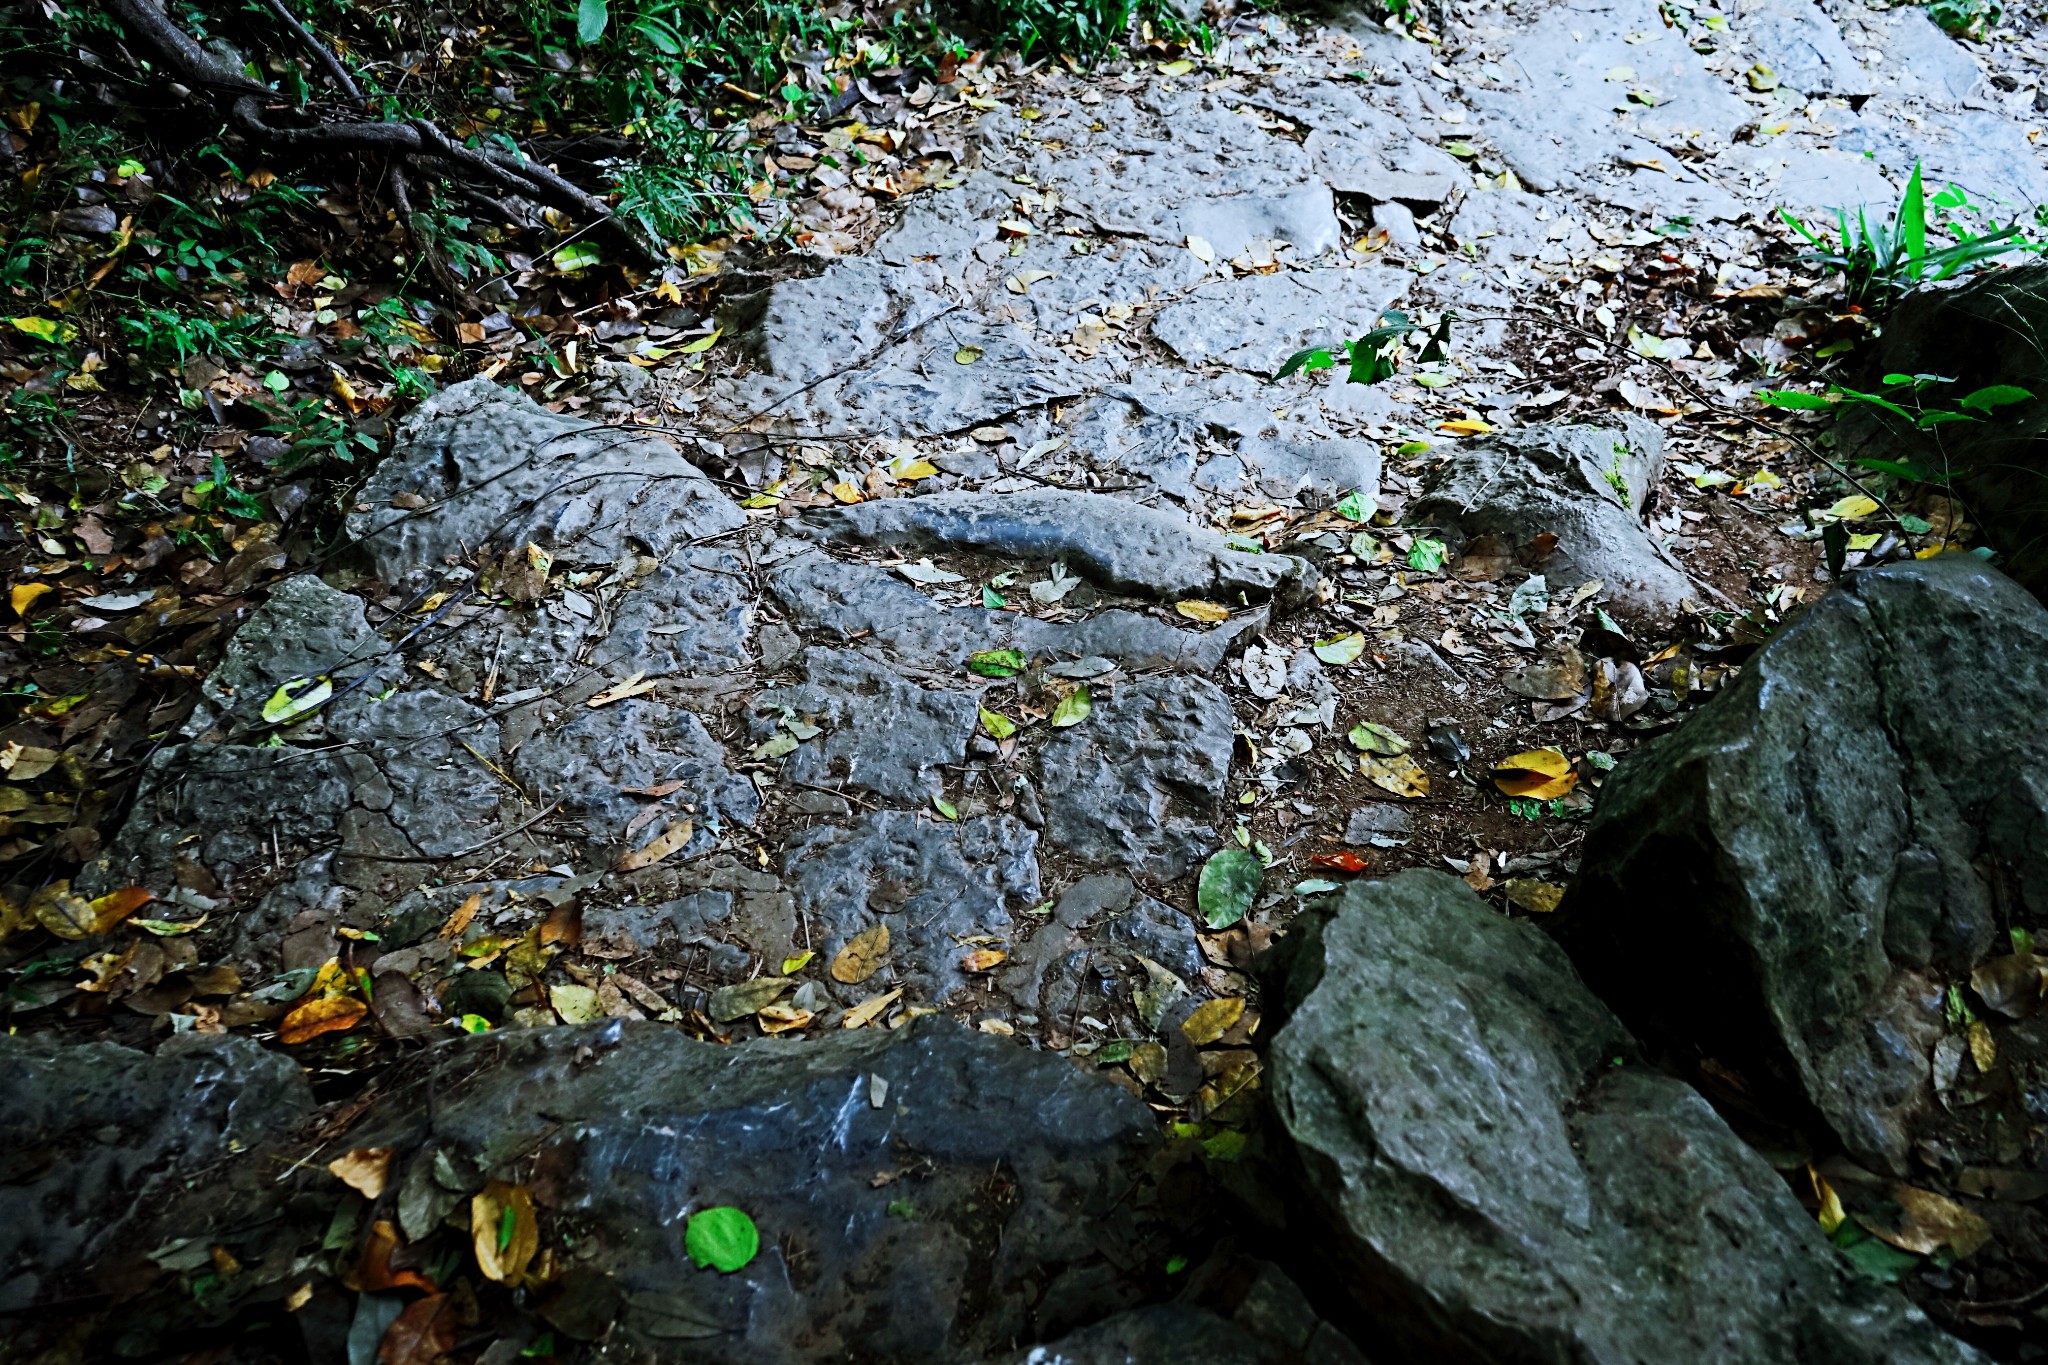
1149 267 1411 375
1265 871 1982 1365
54 1021 1202 1364
1038 677 1236 880
1735 0 1872 98
803 489 1316 606
512 699 757 852
1563 558 2048 1172
349 378 742 582
1372 200 1421 250
725 258 949 382
1407 419 1698 623
876 171 1014 273
0 1034 312 1313
781 810 1041 1003
1858 5 1982 104
1869 263 2048 599
751 648 981 803
192 574 387 734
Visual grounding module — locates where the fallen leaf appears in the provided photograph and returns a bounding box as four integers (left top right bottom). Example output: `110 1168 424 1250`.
961 947 1006 972
1310 850 1370 874
896 557 966 584
1860 1185 1992 1259
1186 234 1217 264
377 1293 456 1365
328 1147 395 1199
471 1180 540 1284
1181 996 1246 1045
437 892 481 941
686 1206 759 1272
1049 684 1092 728
347 1219 436 1293
550 983 603 1024
1176 599 1230 623
1969 953 2044 1018
968 648 1027 677
709 976 792 1022
782 950 814 975
1504 879 1564 913
831 923 891 984
978 707 1016 739
586 670 656 707
757 1003 814 1033
954 345 983 365
262 676 331 725
842 987 904 1029
1198 847 1263 930
1347 722 1408 755
1492 749 1577 800
280 995 368 1044
1362 754 1430 798
1968 1020 1996 1074
1314 633 1366 665
617 820 694 872
1438 418 1494 436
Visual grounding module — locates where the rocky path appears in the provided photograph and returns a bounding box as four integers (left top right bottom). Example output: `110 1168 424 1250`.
8 1 2048 1360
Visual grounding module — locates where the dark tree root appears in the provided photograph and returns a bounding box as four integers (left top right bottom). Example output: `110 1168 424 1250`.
102 0 661 278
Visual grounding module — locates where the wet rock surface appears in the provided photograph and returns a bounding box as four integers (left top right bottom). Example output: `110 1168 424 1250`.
1563 558 2048 1173
1263 870 1980 1365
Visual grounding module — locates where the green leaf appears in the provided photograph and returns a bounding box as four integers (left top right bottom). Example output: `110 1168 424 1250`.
1406 537 1447 572
685 1206 759 1273
968 648 1027 677
1899 162 1926 281
978 707 1016 739
1293 878 1341 895
1333 489 1372 521
981 585 1007 609
576 0 610 44
1197 847 1263 929
1957 384 2032 413
1273 346 1337 381
1049 684 1092 727
954 345 984 365
932 796 958 820
1755 389 1837 411
7 316 71 344
262 676 332 726
552 242 603 272
1348 721 1408 755
1313 633 1365 665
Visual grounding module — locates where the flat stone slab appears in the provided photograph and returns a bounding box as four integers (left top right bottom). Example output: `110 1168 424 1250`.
803 488 1315 605
1264 870 1983 1365
750 648 981 803
1149 267 1411 375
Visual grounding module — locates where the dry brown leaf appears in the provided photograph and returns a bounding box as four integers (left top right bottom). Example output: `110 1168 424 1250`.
328 1147 395 1199
842 987 905 1029
1362 754 1430 799
616 819 694 872
757 1004 814 1034
1181 996 1245 1046
436 892 481 941
1968 1020 1997 1074
279 995 368 1044
1175 599 1230 623
377 1292 456 1365
1861 1185 1993 1259
471 1180 540 1285
960 947 1006 972
831 923 891 984
345 1219 436 1293
1504 879 1564 914
585 670 656 708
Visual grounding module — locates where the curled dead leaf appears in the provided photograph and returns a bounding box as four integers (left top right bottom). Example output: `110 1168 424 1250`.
471 1180 540 1285
279 995 368 1044
757 1003 814 1034
616 819 694 872
960 947 1006 972
1859 1185 1992 1259
328 1147 394 1199
842 987 905 1029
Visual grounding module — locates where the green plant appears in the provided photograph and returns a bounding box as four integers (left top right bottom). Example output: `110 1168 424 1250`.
1780 163 2040 309
1274 311 1453 385
1758 373 2033 483
1926 0 2000 39
949 0 1200 62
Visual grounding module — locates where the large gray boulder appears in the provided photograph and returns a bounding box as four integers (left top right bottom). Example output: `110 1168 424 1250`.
8 1020 1210 1363
1562 557 2048 1172
0 1034 313 1314
1262 870 1980 1365
1408 418 1697 624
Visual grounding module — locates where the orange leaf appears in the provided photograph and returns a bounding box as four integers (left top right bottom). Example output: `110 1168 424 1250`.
616 819 694 872
328 1146 394 1199
346 1219 437 1293
961 947 1007 972
1491 748 1578 800
1310 850 1370 873
87 885 153 932
279 995 368 1044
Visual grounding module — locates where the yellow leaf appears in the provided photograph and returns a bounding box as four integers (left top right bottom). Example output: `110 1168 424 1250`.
1810 1167 1846 1235
1175 599 1230 623
1823 494 1880 521
616 819 694 872
781 950 814 975
1181 997 1245 1045
471 1181 540 1284
437 892 481 941
1158 59 1195 76
841 986 904 1029
279 995 368 1044
585 670 656 707
757 1003 814 1033
550 983 603 1023
1492 748 1576 799
828 480 864 504
10 582 52 617
961 947 1007 972
889 455 940 480
327 1147 394 1199
1504 879 1564 913
831 923 891 984
1362 754 1430 799
1438 418 1495 436
678 327 722 354
1968 1020 1996 1074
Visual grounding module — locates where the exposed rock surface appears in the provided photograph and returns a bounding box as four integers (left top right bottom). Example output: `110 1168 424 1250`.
1562 558 2048 1172
804 488 1315 605
1408 418 1697 622
1263 870 1981 1365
